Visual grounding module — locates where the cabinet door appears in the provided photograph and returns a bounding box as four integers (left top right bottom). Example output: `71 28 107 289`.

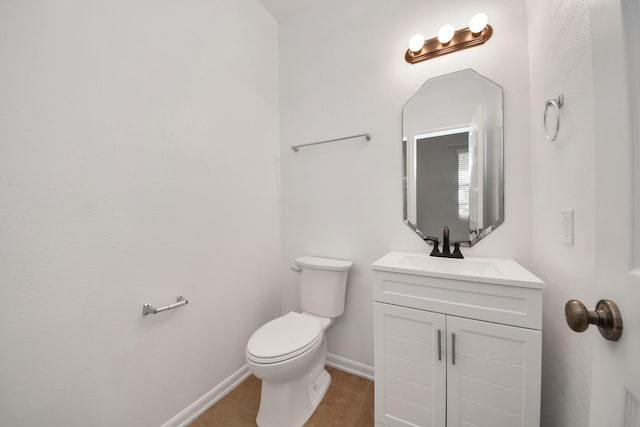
446 316 542 427
374 303 447 427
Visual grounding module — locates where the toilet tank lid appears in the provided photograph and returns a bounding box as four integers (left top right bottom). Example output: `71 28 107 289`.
295 256 353 271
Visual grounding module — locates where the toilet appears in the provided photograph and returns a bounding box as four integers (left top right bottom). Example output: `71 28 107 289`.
246 256 352 427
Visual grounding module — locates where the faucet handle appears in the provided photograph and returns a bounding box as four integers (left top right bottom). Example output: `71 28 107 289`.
424 237 441 257
451 242 464 259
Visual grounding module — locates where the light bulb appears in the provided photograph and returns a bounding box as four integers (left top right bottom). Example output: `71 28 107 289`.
408 34 425 52
437 25 455 44
469 13 488 34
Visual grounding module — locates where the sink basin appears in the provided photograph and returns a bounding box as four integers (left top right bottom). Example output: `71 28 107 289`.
372 251 543 288
399 255 502 275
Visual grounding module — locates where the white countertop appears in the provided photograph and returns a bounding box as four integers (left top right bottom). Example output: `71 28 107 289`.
372 251 544 289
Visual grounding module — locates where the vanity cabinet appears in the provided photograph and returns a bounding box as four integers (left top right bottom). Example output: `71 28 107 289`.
372 252 544 427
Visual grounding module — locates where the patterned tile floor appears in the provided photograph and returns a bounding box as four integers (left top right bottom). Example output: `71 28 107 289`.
190 366 374 426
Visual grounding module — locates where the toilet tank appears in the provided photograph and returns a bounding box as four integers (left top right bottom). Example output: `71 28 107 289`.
295 256 352 318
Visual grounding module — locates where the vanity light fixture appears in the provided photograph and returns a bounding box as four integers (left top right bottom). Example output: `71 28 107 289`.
406 13 493 64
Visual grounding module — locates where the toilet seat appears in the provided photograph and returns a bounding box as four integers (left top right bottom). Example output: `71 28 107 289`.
247 312 323 364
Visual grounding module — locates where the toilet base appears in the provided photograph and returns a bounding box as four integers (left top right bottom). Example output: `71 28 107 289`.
256 368 330 427
255 339 330 427
309 369 331 409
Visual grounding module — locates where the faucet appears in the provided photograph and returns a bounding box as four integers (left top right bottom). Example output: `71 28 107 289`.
442 227 451 256
425 227 464 259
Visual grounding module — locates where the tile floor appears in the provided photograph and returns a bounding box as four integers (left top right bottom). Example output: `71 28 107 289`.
190 366 374 427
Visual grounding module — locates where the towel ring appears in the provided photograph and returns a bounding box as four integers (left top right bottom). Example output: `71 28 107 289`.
544 94 564 142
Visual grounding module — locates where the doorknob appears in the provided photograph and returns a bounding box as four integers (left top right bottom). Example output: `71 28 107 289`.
565 299 623 341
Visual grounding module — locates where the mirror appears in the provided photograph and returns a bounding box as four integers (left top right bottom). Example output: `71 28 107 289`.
403 69 504 246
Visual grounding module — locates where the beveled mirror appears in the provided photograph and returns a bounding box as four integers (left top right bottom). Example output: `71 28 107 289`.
403 69 503 246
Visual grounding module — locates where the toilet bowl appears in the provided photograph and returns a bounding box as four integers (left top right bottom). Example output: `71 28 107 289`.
246 312 332 427
246 256 352 427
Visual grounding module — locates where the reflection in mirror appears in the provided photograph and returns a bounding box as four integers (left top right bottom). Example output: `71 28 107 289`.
403 69 503 246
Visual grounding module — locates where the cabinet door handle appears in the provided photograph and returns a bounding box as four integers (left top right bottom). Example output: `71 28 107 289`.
451 332 456 365
437 329 442 361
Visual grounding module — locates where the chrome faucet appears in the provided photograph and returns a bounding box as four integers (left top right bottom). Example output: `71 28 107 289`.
425 227 464 259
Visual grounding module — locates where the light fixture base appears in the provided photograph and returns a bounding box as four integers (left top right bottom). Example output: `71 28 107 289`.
405 25 493 64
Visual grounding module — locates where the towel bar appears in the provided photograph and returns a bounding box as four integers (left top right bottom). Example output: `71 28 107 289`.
291 133 371 152
143 295 188 316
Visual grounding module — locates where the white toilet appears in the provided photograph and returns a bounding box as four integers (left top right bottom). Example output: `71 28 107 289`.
246 256 352 427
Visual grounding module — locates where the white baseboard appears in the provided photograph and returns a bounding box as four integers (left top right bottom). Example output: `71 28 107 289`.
161 364 251 427
162 354 374 426
326 353 374 381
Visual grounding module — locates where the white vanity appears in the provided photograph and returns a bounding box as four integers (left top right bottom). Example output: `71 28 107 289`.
372 251 544 427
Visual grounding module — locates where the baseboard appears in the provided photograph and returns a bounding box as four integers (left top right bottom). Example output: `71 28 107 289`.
161 364 251 427
326 353 374 381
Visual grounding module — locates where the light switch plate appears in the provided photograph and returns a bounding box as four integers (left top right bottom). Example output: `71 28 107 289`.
561 209 574 245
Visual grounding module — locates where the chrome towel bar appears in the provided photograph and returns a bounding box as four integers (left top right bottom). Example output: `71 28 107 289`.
143 295 188 316
291 133 371 152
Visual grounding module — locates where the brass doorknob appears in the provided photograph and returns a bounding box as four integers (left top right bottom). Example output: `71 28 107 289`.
565 299 623 341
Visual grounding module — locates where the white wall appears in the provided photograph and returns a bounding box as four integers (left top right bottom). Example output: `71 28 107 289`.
526 1 596 426
277 0 532 367
0 1 280 426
